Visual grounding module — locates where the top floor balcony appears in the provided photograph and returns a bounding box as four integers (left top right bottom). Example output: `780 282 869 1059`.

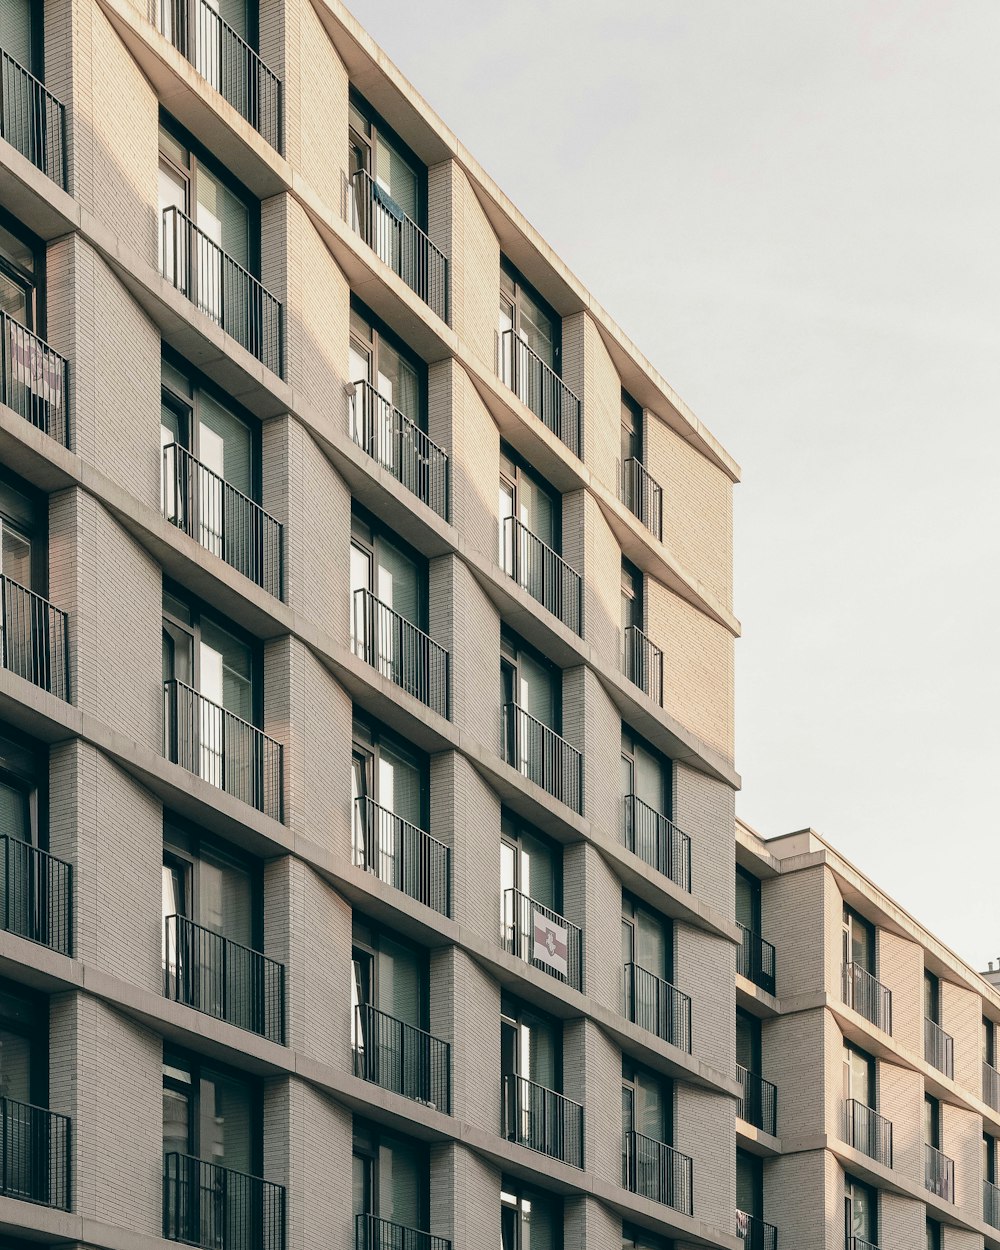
0 48 66 186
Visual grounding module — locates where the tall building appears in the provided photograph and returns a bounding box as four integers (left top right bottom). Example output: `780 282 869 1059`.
0 2 742 1250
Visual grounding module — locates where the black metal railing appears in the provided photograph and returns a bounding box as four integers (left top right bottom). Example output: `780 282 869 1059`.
355 1213 451 1250
737 1211 777 1250
621 794 691 893
0 309 69 444
499 514 582 635
0 1097 70 1210
985 1060 1000 1112
350 169 448 323
619 457 663 542
353 796 450 917
985 1178 1000 1230
154 0 282 151
0 48 66 186
736 1065 777 1137
352 588 449 718
924 1016 953 1080
350 380 448 520
164 913 285 1043
501 886 582 991
623 624 663 706
502 1074 583 1168
0 836 71 955
161 206 283 377
847 1239 879 1250
737 923 776 996
622 962 692 1054
502 702 582 812
163 1152 285 1250
497 329 581 457
162 443 282 599
621 1129 692 1215
163 679 283 820
924 1142 954 1203
842 962 892 1034
844 1099 892 1168
0 575 69 700
353 1003 450 1114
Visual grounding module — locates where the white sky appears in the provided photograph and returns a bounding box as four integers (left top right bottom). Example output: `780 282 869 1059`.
344 1 1000 967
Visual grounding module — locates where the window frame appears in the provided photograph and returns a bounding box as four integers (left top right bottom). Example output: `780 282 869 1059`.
348 90 428 232
351 915 430 1032
621 890 674 984
351 714 429 831
621 388 643 464
350 507 429 632
349 297 428 430
620 725 672 821
162 813 263 950
499 441 562 550
499 256 562 373
0 728 45 849
0 207 43 335
500 627 562 731
162 1045 263 1172
0 978 47 1105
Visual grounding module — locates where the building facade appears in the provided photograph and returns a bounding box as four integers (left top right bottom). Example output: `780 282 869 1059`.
0 2 744 1250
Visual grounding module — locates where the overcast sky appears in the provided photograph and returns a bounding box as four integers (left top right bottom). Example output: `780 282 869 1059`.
345 1 1000 967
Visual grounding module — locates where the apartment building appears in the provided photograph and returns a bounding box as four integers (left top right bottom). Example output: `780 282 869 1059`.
0 1 744 1249
738 820 1000 1250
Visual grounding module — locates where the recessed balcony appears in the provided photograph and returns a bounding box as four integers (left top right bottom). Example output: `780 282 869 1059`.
736 1065 777 1137
502 1073 583 1169
0 1097 70 1210
622 624 663 706
842 962 892 1034
353 1003 450 1113
353 795 450 917
737 1211 777 1250
0 310 69 445
923 1016 953 1080
350 379 449 520
843 1099 892 1168
924 1142 954 1204
621 794 691 893
496 329 581 458
501 701 582 813
985 1060 1000 1112
351 588 450 718
737 923 776 996
163 1152 285 1250
985 1178 1000 1230
621 1129 692 1216
501 886 582 991
0 575 69 700
618 457 663 542
0 836 72 955
0 49 66 186
622 961 692 1054
499 513 582 635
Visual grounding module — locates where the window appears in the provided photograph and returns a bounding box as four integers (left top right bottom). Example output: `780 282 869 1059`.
0 981 46 1106
736 1008 761 1074
348 300 426 459
0 213 40 330
622 1228 669 1250
621 558 643 635
351 716 428 872
501 994 562 1148
499 260 560 373
351 917 428 1040
501 1180 561 1250
350 510 427 636
622 1058 671 1148
622 893 672 982
349 93 425 233
844 1175 877 1244
501 629 560 733
0 730 43 849
985 1133 997 1185
0 0 40 75
924 1094 940 1150
736 866 762 933
622 893 676 1042
621 728 671 816
0 471 44 596
926 1220 941 1250
923 969 940 1024
498 443 561 568
621 389 643 466
162 1048 259 1172
501 811 560 914
352 1121 429 1236
843 1041 875 1108
736 1148 763 1219
843 905 875 974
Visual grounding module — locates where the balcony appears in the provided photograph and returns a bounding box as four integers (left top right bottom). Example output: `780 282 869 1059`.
0 1097 70 1210
737 923 776 996
502 702 582 812
499 514 582 635
0 575 69 700
353 1003 450 1113
351 380 449 520
843 1099 892 1168
622 624 663 706
351 588 449 718
618 457 663 542
622 962 692 1053
622 794 691 893
621 1129 692 1216
0 49 66 186
923 1016 953 1080
986 1178 1000 1230
350 169 449 323
502 1073 583 1169
502 886 582 991
0 836 72 955
164 913 285 1043
353 796 450 917
355 1214 451 1250
924 1142 954 1204
161 206 283 377
737 1211 777 1250
847 1241 879 1250
153 0 282 152
842 962 892 1034
496 329 582 458
163 679 283 820
736 1065 777 1137
164 1152 285 1250
985 1060 1000 1112
0 310 69 444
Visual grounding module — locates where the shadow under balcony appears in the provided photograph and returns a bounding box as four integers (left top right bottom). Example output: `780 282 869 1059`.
161 206 283 377
502 886 581 991
0 1097 70 1211
737 1211 776 1250
164 913 285 1043
924 1016 954 1080
843 1099 892 1169
0 49 66 186
622 794 691 893
151 0 283 152
352 588 450 718
736 1065 777 1137
842 962 892 1034
496 329 581 458
0 835 72 955
501 702 581 813
618 457 663 542
162 679 284 820
736 924 775 996
353 796 450 917
350 380 449 520
162 443 283 598
163 1151 285 1250
499 515 582 635
622 962 691 1054
0 310 69 445
925 1142 954 1204
622 1129 692 1216
622 625 663 706
0 574 69 700
355 1213 451 1250
353 1003 450 1114
502 1074 583 1169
